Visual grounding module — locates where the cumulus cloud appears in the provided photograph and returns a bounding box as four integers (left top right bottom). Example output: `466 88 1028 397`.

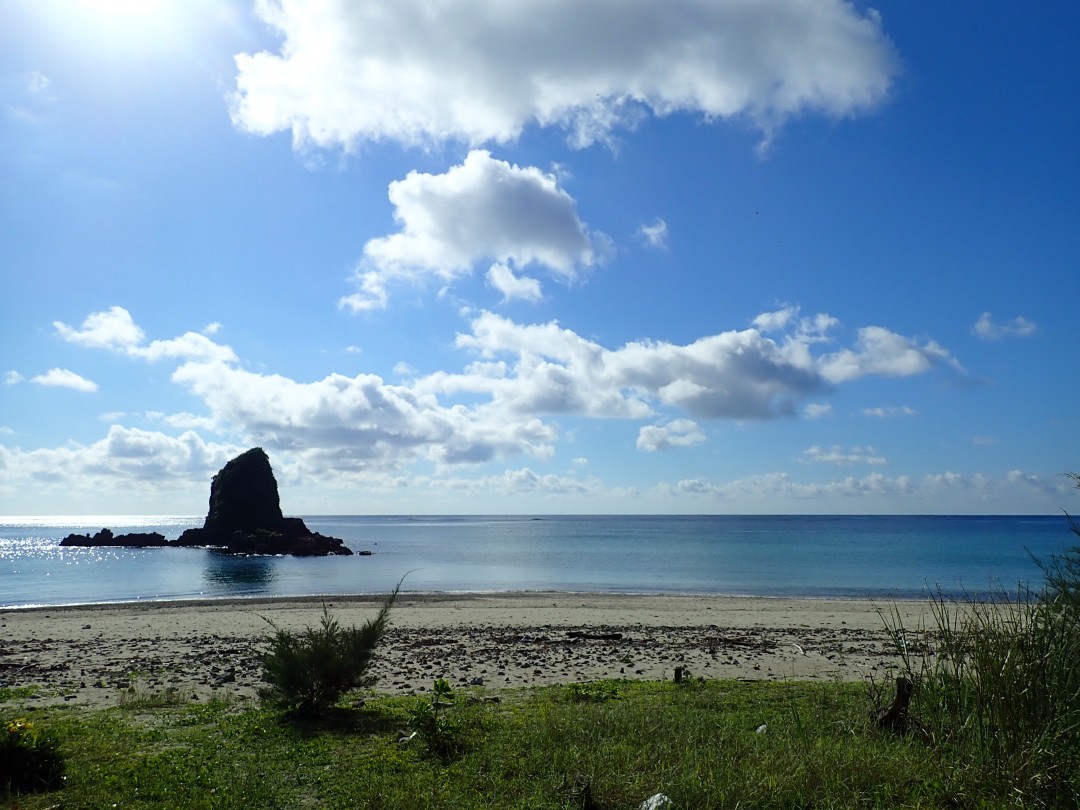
54 306 145 351
972 312 1037 340
54 306 237 363
231 0 898 151
801 445 886 466
32 306 964 490
803 402 832 419
169 360 558 471
447 309 962 422
0 426 238 490
664 469 1070 505
1006 469 1059 496
819 327 964 383
637 419 705 452
31 368 98 393
342 151 606 311
862 405 917 418
487 263 543 303
671 471 908 500
5 371 23 385
448 311 812 420
637 218 668 249
753 306 837 342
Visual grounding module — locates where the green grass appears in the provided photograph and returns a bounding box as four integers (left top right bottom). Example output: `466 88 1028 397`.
1 678 1018 809
0 686 38 704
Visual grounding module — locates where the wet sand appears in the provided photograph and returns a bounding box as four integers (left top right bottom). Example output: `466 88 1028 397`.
0 593 930 709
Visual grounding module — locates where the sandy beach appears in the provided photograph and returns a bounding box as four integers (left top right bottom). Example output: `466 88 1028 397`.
0 593 931 710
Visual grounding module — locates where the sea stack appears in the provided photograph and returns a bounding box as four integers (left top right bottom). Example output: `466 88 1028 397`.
173 448 353 556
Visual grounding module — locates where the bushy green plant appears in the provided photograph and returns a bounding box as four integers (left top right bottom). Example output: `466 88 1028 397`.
259 583 399 717
2 716 65 796
408 678 462 758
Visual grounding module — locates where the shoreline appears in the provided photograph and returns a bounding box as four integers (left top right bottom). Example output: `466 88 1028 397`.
0 593 929 710
1 587 936 614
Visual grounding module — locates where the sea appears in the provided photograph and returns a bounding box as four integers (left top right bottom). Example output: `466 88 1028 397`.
0 515 1075 609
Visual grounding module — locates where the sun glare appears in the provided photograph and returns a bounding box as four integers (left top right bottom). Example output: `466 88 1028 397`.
81 0 167 17
43 0 197 59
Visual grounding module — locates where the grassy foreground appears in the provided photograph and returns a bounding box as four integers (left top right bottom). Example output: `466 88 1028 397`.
1 677 1015 809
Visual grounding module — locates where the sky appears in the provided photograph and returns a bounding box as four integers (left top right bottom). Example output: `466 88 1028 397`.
1 0 1078 516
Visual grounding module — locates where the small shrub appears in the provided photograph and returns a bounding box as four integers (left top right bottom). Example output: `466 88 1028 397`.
407 678 462 758
259 582 400 717
1 717 65 796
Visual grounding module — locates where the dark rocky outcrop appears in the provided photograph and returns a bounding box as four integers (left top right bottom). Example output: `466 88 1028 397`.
60 528 169 548
59 449 354 557
173 448 352 557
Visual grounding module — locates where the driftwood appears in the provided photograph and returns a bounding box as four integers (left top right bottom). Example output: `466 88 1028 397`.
877 677 914 733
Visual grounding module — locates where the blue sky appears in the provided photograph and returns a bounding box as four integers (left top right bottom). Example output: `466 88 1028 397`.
1 0 1077 515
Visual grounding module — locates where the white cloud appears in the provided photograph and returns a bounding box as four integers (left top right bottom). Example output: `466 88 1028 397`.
972 435 998 447
637 419 706 452
665 468 1075 507
0 426 14 436
752 306 797 332
0 426 239 490
803 402 832 419
31 368 98 393
449 311 820 420
753 306 837 342
5 371 23 385
342 151 605 311
972 312 1037 340
448 309 960 423
637 218 668 249
54 306 145 351
801 445 886 466
202 322 223 336
147 411 220 431
54 306 238 363
862 405 917 418
27 70 50 95
231 0 897 151
1006 469 1067 497
33 306 963 489
170 359 558 471
487 263 543 303
819 326 964 383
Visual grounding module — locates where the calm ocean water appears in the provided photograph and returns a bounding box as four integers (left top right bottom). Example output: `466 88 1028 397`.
0 515 1074 608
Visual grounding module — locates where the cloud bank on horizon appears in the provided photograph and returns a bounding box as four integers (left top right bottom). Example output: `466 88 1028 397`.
1 0 1076 514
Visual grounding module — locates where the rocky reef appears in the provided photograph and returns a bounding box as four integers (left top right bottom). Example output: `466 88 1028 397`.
60 528 168 548
61 448 353 557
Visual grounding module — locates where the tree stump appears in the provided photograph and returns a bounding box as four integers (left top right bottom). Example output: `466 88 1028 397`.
877 676 913 733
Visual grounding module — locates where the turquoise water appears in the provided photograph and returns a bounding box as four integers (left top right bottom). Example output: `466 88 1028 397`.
0 515 1073 608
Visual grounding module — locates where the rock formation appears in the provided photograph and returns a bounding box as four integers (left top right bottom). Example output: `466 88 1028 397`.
59 448 352 556
60 528 169 548
174 448 353 556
